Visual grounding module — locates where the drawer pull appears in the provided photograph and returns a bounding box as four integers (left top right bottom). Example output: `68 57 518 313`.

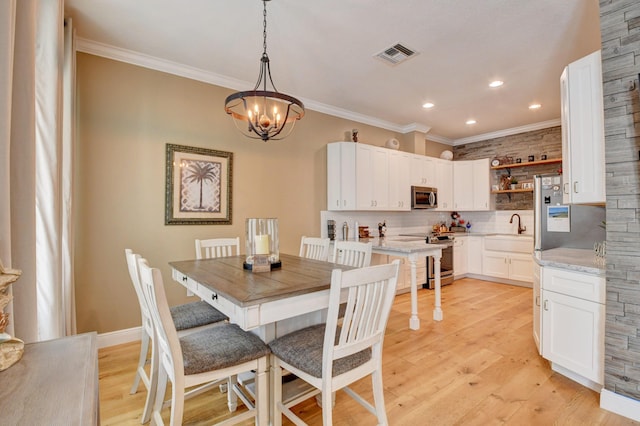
543 300 549 311
182 276 187 282
211 293 218 301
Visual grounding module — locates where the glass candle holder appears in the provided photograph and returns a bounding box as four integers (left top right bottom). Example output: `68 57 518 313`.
244 218 280 270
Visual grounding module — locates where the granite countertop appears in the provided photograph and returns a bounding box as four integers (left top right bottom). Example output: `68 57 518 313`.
533 248 606 276
331 237 444 254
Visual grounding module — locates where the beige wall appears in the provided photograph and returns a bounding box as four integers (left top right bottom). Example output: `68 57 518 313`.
425 139 452 158
74 53 403 334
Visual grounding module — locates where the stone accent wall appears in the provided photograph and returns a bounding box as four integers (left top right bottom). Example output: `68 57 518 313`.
600 0 640 402
453 127 562 210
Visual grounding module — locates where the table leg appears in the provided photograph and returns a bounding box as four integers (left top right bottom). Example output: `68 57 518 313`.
433 252 443 321
408 255 420 330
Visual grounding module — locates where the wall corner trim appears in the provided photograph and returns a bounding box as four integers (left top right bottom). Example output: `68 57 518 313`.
600 389 640 422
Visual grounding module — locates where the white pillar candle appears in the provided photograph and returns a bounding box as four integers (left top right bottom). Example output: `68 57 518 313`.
254 234 270 255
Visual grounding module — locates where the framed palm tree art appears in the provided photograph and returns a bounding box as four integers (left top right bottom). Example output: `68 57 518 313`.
165 144 233 225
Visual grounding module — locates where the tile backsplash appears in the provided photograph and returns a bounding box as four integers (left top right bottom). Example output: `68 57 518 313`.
320 209 533 239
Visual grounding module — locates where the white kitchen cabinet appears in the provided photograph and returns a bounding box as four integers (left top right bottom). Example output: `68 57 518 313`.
453 161 473 210
453 236 468 278
453 159 491 211
327 142 356 210
472 158 491 210
388 150 411 210
560 50 605 204
532 261 541 354
482 235 533 283
410 154 436 187
482 251 533 282
467 236 483 274
356 144 389 210
541 266 605 387
435 158 453 211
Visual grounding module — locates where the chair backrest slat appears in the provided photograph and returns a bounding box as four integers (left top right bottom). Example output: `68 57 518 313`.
125 249 154 336
137 258 181 384
323 260 400 376
299 236 330 261
195 237 241 260
333 241 372 268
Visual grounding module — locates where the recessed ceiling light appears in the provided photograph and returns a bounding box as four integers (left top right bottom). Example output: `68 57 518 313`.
489 80 504 88
466 119 477 125
529 103 542 110
422 102 434 109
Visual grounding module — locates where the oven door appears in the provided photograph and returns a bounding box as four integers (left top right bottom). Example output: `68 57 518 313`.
424 243 454 289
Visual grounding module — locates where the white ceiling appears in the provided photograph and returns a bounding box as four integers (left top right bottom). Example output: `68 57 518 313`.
64 0 602 144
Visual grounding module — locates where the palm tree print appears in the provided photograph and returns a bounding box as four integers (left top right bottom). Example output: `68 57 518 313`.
182 160 220 211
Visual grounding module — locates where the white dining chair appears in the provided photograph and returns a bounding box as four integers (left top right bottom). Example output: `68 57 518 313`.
137 257 270 426
195 237 241 260
125 249 228 423
269 260 401 426
299 236 331 261
333 240 372 268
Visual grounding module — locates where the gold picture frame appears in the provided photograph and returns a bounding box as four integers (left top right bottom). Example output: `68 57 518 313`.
165 144 233 225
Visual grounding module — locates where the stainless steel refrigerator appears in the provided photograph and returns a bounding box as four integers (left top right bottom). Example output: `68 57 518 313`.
534 174 605 251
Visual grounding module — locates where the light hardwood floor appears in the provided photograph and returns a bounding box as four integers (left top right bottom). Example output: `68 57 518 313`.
98 278 638 425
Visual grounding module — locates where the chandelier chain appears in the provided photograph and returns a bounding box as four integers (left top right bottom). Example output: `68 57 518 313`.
262 1 268 55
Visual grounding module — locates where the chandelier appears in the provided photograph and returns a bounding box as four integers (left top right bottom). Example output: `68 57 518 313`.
224 0 305 142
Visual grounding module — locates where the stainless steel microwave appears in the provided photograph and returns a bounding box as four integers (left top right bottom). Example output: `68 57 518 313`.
411 186 438 209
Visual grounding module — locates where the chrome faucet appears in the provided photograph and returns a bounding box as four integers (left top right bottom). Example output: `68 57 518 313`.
510 213 526 234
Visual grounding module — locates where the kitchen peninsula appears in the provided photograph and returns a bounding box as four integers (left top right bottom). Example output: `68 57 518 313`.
369 237 444 330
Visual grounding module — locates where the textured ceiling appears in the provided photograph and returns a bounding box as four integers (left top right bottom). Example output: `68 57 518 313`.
64 0 602 144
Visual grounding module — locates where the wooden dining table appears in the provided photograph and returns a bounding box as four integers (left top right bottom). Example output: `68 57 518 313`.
170 253 355 342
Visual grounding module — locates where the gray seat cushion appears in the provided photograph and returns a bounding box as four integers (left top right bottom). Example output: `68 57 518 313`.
268 324 371 379
170 300 228 331
180 323 270 375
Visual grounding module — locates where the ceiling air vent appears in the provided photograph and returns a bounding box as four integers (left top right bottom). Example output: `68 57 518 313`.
375 43 418 66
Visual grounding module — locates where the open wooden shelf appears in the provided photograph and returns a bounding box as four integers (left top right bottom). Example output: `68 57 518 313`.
491 188 534 194
491 158 562 170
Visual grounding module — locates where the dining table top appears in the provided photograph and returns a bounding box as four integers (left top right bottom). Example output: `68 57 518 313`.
169 253 354 309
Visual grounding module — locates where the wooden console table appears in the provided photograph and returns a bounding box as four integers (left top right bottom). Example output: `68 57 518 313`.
0 332 99 425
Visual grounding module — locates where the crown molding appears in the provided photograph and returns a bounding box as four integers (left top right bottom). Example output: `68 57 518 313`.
450 119 561 146
75 37 421 134
75 38 561 145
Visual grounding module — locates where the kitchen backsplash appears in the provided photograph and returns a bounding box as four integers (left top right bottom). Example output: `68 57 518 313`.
320 210 533 239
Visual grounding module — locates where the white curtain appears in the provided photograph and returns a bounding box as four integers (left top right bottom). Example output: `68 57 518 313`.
0 0 76 342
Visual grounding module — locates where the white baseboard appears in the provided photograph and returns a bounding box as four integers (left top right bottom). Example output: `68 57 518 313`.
600 389 640 422
97 326 141 349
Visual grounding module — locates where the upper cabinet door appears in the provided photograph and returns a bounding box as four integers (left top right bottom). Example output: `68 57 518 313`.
389 151 411 211
356 144 389 210
410 155 436 187
453 161 474 210
434 159 453 211
327 142 356 210
561 50 606 204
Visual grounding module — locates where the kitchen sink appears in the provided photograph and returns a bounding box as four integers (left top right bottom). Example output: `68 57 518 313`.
484 234 533 253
